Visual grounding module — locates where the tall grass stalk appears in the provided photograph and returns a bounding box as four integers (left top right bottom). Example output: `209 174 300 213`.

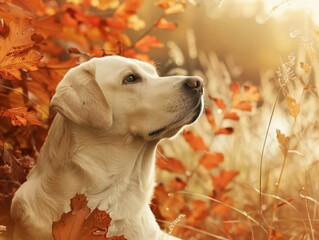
259 89 280 239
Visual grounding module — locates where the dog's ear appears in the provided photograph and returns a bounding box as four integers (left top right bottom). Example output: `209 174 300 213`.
50 59 112 130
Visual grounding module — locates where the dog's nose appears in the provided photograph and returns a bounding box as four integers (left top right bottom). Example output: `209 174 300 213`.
184 77 204 95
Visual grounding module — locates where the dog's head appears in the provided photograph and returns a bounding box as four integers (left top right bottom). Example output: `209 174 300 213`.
51 56 204 141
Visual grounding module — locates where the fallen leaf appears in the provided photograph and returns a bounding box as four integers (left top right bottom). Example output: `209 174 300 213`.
52 194 127 240
52 194 91 240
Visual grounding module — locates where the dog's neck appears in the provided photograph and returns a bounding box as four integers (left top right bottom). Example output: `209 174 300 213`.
32 113 158 220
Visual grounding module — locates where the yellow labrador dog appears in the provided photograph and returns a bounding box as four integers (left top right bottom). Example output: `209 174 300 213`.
11 56 204 240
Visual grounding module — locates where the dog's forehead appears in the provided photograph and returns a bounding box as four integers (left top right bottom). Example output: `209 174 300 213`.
129 58 157 75
97 56 157 76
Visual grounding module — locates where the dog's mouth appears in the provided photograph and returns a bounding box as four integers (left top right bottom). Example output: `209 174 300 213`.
148 100 203 138
149 127 167 137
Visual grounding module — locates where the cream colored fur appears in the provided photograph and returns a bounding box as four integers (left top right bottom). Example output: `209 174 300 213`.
10 56 203 240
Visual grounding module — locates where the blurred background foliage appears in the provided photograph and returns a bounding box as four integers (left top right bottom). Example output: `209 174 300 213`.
1 0 319 239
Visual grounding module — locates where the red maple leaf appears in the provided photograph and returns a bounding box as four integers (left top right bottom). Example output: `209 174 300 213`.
52 194 126 240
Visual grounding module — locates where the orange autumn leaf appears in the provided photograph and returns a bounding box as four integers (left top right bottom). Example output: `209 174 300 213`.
211 198 233 215
93 0 120 11
243 85 260 102
231 81 260 111
204 108 217 132
52 194 126 240
11 0 45 15
223 112 240 121
230 81 240 96
154 185 185 220
304 85 316 91
168 177 186 190
156 157 186 174
155 18 177 30
286 96 300 118
187 200 209 226
212 170 239 190
155 0 186 15
199 153 224 169
115 0 144 20
52 194 91 240
234 101 252 111
1 107 43 127
0 18 41 80
209 97 226 111
216 127 234 135
269 229 283 240
183 130 209 152
33 15 62 39
0 49 41 80
135 35 163 52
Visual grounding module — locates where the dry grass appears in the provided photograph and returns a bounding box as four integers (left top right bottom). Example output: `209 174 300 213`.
157 30 319 239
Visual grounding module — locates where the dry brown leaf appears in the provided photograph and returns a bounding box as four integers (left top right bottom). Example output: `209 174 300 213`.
286 96 300 118
276 129 290 156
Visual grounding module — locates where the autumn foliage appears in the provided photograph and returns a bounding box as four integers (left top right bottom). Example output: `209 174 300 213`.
52 194 126 240
0 0 183 238
1 0 318 240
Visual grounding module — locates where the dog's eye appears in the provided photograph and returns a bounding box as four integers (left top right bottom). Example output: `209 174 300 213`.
123 74 140 84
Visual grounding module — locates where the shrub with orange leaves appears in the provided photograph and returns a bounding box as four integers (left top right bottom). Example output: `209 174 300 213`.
0 0 184 238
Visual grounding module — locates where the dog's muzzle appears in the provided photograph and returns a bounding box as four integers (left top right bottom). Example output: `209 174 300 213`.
148 77 204 139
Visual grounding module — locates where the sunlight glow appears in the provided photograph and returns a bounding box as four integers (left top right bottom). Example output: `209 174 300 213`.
263 0 319 25
203 0 319 25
